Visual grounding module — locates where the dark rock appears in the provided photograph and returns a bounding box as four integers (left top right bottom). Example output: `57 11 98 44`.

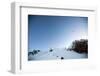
49 48 53 52
70 39 88 54
61 57 64 60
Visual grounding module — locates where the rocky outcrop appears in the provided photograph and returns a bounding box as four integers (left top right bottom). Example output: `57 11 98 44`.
70 39 88 54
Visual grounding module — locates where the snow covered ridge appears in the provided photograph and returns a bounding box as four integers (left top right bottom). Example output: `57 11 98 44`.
28 39 88 61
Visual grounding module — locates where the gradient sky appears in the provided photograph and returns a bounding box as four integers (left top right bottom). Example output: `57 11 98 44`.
28 15 88 51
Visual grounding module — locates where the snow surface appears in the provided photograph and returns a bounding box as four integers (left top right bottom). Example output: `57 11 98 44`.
28 48 88 61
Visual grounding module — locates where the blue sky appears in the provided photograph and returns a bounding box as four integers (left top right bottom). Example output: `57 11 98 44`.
28 15 88 51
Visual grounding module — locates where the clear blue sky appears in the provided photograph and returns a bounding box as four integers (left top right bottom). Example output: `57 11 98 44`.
28 15 88 51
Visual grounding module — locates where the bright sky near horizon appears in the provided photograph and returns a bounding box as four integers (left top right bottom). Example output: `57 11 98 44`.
28 15 88 51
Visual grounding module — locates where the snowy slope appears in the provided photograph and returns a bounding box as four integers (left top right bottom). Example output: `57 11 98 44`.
28 48 88 61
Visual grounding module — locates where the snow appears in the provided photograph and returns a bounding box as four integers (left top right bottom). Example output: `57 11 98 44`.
28 48 88 61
